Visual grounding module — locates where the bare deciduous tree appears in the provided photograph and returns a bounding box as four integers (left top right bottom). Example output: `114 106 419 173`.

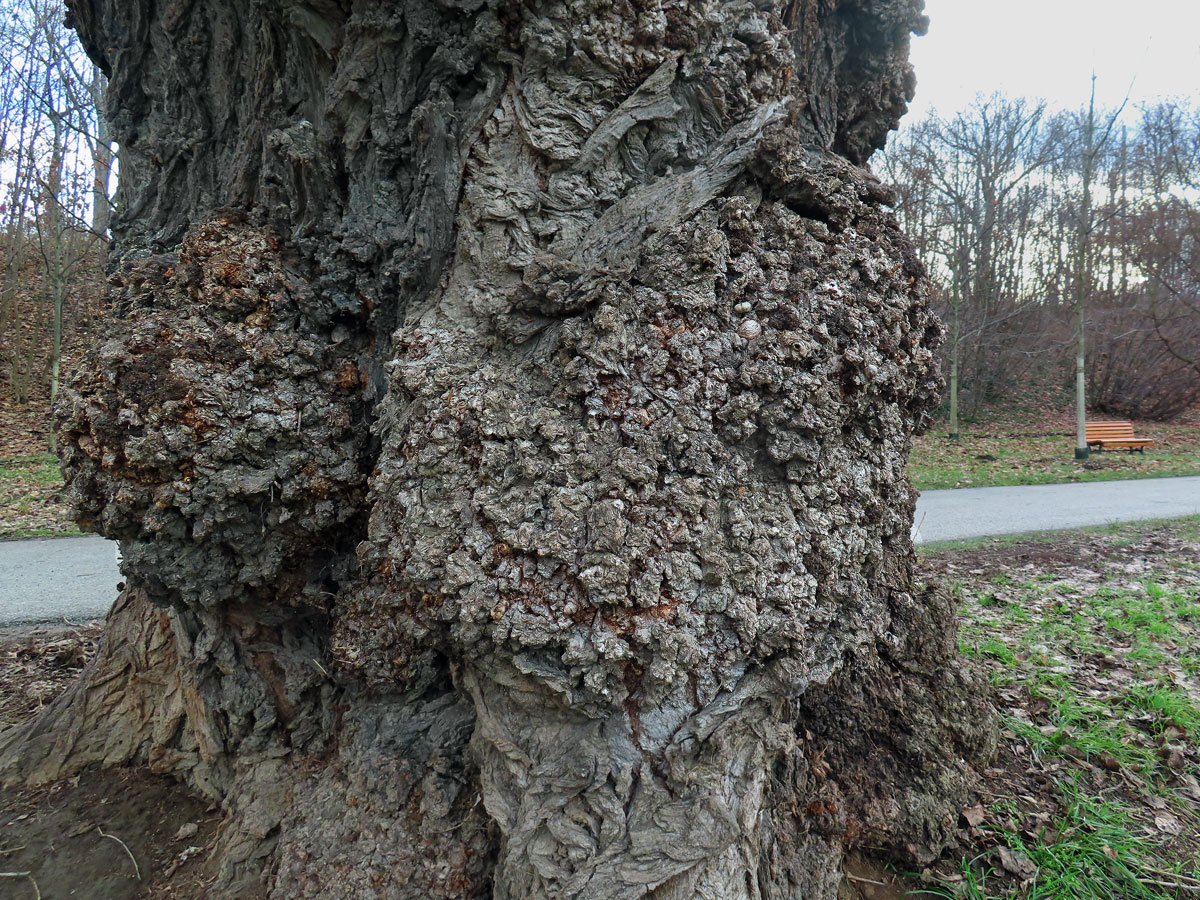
0 0 111 411
881 90 1199 428
880 95 1061 437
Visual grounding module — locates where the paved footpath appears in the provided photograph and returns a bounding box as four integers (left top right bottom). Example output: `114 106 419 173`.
0 535 121 628
913 475 1200 544
2 476 1199 626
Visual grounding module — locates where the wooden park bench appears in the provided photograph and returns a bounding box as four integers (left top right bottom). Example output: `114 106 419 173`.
1085 421 1155 454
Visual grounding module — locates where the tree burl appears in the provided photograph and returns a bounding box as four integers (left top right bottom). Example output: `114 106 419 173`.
1 2 995 898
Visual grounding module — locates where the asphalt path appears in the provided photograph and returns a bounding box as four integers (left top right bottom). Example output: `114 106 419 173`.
913 475 1200 544
1 476 1199 626
0 535 120 629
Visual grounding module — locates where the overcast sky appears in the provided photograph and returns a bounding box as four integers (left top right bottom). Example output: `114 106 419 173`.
907 0 1200 119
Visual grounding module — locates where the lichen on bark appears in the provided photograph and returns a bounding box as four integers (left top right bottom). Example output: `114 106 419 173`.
1 1 995 898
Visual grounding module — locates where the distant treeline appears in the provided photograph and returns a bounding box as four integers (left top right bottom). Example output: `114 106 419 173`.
0 0 110 412
3 9 1197 432
878 93 1200 422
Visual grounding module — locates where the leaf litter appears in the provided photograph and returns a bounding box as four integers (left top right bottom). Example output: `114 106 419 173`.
919 517 1200 898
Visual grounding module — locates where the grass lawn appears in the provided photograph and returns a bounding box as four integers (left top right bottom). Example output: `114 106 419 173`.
916 517 1200 899
0 453 79 540
910 419 1200 491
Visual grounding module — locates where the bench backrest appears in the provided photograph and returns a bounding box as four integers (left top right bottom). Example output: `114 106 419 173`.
1086 421 1136 442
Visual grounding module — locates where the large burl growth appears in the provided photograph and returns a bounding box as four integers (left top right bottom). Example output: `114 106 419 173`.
1 1 995 898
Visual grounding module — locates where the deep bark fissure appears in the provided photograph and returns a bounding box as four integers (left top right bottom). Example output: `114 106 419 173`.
2 2 995 898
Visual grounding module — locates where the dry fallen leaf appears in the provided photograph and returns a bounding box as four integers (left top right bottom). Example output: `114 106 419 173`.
1059 744 1087 762
1163 724 1187 741
961 804 987 828
1096 752 1122 772
997 846 1037 880
1153 812 1183 836
1159 746 1187 771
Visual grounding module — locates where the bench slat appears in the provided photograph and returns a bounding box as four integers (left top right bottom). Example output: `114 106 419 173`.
1083 420 1154 451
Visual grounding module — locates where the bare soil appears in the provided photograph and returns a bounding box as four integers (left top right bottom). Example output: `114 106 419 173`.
0 771 223 900
0 628 230 900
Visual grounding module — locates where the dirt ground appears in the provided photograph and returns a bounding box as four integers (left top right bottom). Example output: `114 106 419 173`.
0 627 101 730
0 772 222 900
0 628 228 900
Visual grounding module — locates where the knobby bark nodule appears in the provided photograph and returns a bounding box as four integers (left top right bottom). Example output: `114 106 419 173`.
1 2 996 897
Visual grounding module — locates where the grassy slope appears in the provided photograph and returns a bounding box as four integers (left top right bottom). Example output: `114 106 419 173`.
910 419 1200 491
917 518 1200 899
0 453 78 540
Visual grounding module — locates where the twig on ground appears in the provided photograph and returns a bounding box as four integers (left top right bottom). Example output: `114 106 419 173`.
1141 865 1200 888
844 873 888 886
97 826 141 880
1139 876 1200 894
1 871 40 898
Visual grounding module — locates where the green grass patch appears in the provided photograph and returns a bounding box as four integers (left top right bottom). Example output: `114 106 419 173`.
0 453 75 539
1008 782 1180 900
918 516 1200 555
0 453 62 485
1122 683 1200 737
925 519 1200 899
957 566 1200 783
910 422 1200 491
927 780 1186 900
0 525 82 540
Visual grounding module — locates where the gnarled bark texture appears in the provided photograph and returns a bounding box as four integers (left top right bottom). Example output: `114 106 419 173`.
2 1 995 898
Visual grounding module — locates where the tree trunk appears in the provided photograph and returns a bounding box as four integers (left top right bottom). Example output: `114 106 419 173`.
2 2 995 898
90 65 114 238
45 108 67 407
1075 79 1097 461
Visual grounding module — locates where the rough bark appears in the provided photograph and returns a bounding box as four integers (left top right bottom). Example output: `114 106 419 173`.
1 2 995 898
